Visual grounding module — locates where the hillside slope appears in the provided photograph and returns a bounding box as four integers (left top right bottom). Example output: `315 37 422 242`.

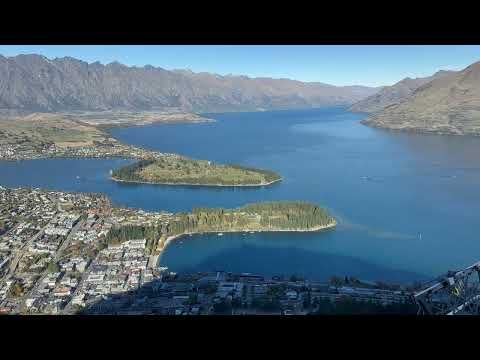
361 61 480 135
349 70 454 114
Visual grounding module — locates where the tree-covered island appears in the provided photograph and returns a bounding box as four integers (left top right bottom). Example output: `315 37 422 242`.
105 201 336 253
111 158 282 186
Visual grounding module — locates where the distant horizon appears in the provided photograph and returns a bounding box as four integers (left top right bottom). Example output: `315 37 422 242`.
0 45 479 87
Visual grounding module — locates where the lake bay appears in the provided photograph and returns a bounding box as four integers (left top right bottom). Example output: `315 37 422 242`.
2 107 480 282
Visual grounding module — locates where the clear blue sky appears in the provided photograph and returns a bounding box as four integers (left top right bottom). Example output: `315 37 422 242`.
0 45 479 87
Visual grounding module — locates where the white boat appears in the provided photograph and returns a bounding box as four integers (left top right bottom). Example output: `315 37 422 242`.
218 233 224 236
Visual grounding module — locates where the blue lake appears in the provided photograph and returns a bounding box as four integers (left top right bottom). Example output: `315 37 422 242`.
2 107 480 283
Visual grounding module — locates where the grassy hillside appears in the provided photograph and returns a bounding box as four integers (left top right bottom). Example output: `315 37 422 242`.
361 62 480 135
0 113 108 148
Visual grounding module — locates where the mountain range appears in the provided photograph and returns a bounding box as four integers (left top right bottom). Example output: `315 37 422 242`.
0 54 379 113
4 53 480 136
360 61 480 135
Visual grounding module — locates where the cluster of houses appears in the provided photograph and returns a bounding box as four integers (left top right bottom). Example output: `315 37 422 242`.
0 145 17 159
0 187 113 313
81 269 415 315
59 257 89 273
109 208 172 228
28 233 63 255
24 254 93 314
68 239 154 310
72 215 111 244
0 135 178 162
0 280 17 313
26 272 75 314
0 186 178 314
44 214 81 236
0 143 58 161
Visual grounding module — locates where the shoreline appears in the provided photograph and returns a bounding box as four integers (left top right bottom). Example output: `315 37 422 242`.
157 221 337 262
360 120 479 137
110 176 283 188
99 118 216 130
0 155 138 162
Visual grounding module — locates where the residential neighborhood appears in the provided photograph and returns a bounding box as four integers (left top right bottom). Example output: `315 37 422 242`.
0 140 180 162
0 186 417 315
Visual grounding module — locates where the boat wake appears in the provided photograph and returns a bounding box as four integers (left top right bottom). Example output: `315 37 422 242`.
333 212 418 240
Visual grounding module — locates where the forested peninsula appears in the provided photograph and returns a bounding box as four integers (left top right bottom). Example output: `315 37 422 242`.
105 201 336 254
